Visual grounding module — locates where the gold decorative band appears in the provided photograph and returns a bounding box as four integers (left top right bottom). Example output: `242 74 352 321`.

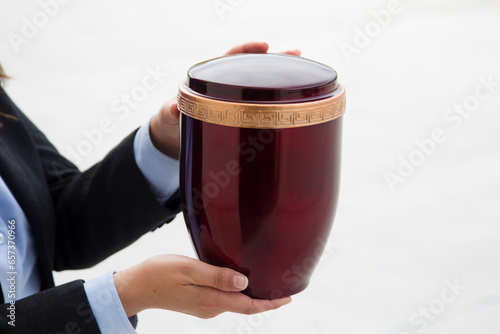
177 83 346 129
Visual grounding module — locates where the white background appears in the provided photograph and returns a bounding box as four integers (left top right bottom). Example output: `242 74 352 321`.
1 0 499 333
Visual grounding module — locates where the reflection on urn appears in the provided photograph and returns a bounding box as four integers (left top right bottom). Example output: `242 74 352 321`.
178 54 346 299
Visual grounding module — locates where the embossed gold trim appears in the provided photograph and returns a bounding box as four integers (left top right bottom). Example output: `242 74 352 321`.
177 83 346 129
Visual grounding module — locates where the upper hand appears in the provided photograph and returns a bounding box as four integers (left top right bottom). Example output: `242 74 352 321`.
149 42 301 159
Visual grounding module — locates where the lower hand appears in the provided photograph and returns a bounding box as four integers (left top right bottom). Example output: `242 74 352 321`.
113 254 292 318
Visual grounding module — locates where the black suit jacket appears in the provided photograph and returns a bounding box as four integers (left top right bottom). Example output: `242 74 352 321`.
0 88 181 333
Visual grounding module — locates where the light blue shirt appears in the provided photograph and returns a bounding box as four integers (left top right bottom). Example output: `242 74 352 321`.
0 176 42 300
0 120 179 333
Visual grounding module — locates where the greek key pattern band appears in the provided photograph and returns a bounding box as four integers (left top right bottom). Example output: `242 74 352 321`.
177 84 346 129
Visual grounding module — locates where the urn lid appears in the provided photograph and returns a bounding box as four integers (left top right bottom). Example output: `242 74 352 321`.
186 54 338 103
178 54 346 129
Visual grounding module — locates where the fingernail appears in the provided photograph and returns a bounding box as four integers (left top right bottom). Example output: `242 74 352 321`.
233 275 248 290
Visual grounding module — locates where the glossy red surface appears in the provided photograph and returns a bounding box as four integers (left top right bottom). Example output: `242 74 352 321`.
180 115 342 298
187 54 338 103
179 53 343 298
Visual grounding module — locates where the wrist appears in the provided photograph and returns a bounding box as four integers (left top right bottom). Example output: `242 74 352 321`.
149 113 179 159
114 265 149 317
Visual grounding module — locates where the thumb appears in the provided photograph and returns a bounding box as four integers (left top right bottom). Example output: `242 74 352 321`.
189 261 249 292
160 98 180 126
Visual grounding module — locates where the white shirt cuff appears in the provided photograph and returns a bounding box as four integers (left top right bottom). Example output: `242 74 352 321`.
83 271 136 334
133 119 180 205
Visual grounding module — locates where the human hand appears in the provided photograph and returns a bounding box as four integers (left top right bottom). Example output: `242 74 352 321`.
148 41 301 159
223 41 301 56
114 254 292 318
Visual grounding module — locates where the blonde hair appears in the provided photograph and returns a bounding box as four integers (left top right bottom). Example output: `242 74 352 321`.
0 64 8 84
0 64 18 126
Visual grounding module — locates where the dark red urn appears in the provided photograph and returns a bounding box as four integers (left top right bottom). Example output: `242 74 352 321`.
178 54 346 299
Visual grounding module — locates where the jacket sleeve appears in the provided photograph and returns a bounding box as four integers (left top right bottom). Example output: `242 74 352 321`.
18 110 182 270
0 280 101 334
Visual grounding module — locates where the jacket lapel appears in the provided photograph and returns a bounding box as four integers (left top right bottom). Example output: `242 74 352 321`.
0 90 55 288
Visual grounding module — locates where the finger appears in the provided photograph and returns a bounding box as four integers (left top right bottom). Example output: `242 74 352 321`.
201 289 292 315
278 49 301 57
188 261 249 292
224 41 269 55
160 99 180 126
237 296 292 314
